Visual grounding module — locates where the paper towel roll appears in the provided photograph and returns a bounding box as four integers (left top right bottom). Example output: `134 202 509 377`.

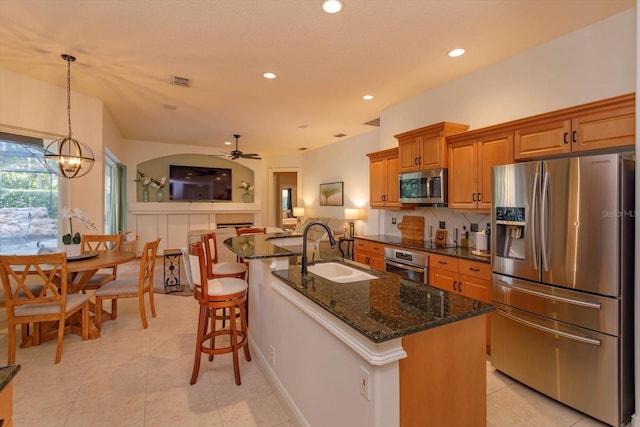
475 231 488 251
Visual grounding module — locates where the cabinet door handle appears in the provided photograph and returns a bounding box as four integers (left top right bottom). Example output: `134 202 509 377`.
469 267 480 272
438 260 448 265
563 132 569 144
472 193 476 201
458 281 463 292
572 130 577 143
418 156 422 165
477 193 482 202
415 157 419 166
453 281 457 291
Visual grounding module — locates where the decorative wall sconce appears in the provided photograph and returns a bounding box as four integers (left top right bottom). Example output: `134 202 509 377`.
44 54 95 179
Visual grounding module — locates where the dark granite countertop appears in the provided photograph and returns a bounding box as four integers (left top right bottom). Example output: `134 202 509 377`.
224 231 306 260
355 234 492 263
0 364 20 391
272 264 494 343
224 232 494 343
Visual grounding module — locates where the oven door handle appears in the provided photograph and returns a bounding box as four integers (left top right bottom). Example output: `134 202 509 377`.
497 308 601 346
385 259 425 274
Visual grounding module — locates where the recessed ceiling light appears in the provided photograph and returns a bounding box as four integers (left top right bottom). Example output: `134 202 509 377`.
224 141 232 145
322 0 342 14
263 72 277 79
362 95 374 100
448 48 465 58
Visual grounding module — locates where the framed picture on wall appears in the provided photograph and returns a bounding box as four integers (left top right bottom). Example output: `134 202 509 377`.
319 182 344 206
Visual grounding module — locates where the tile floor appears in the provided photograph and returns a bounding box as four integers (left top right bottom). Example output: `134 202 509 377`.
0 258 610 427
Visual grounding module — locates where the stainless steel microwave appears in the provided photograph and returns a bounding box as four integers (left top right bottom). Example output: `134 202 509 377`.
398 168 448 205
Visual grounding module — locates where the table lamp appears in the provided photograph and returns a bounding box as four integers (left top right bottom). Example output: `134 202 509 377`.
293 207 305 231
344 208 360 238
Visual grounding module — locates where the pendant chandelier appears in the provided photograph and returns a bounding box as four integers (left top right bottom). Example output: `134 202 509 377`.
44 54 95 179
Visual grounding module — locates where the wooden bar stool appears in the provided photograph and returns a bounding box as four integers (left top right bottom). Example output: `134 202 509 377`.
188 242 251 386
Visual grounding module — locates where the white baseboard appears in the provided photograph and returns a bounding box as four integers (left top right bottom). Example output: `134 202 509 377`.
631 413 640 427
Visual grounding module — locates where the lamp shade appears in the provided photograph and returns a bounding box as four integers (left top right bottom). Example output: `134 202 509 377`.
293 207 305 217
344 208 360 220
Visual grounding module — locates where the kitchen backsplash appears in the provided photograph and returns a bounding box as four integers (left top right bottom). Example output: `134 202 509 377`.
385 207 490 248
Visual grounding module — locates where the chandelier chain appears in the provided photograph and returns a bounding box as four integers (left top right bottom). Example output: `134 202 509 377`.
65 56 72 139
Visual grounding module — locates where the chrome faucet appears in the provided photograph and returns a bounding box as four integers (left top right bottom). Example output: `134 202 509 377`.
301 221 336 275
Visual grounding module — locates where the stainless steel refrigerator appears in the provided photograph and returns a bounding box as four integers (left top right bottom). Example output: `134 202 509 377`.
490 152 634 427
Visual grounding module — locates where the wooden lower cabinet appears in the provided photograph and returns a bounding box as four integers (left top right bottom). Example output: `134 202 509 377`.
429 253 492 354
354 238 385 271
400 315 486 426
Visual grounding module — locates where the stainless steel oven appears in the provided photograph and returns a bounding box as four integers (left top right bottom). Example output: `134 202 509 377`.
384 247 428 284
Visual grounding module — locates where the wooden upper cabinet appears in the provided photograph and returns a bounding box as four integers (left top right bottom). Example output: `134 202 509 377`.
448 130 513 211
572 103 635 152
367 147 407 209
395 122 469 173
515 93 635 160
514 119 571 159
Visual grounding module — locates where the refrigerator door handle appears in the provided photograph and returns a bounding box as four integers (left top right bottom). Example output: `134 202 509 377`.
497 279 602 309
540 171 550 271
497 309 601 346
531 171 539 271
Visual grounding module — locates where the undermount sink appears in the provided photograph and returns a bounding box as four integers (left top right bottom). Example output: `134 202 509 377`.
307 262 378 283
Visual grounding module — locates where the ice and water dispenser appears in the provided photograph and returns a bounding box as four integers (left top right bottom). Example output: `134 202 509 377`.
494 207 526 260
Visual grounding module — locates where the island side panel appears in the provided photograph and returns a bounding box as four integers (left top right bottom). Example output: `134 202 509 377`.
400 314 487 427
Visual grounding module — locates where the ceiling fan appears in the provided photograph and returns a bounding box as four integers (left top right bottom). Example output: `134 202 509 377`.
222 134 262 160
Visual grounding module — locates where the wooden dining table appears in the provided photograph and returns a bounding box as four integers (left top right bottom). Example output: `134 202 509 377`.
66 250 137 293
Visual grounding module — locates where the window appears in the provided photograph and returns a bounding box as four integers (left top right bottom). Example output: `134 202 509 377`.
0 133 59 254
104 148 127 234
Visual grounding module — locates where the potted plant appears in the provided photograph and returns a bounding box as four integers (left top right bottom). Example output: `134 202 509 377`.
61 207 96 257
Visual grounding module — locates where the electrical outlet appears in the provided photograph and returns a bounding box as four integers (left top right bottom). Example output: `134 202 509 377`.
439 221 446 229
391 217 397 225
269 345 276 366
359 366 371 401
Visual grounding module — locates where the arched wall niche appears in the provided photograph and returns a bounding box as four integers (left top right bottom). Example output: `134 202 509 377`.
135 154 255 203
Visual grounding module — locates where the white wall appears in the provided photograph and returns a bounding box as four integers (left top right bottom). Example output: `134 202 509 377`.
300 130 380 236
380 8 636 149
0 68 106 233
633 3 639 427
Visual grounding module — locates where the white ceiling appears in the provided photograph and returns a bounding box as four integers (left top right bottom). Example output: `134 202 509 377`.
0 0 634 157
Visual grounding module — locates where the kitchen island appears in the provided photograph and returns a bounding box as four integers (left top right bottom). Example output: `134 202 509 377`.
225 232 494 427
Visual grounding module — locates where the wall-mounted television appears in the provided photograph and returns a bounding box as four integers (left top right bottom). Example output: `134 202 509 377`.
169 165 232 201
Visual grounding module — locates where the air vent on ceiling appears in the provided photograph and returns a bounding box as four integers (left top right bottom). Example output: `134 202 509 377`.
170 75 191 88
333 133 347 138
364 117 380 127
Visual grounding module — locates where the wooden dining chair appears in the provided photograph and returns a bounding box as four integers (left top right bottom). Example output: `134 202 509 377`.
188 241 250 385
0 282 44 347
0 252 91 364
81 234 124 289
93 237 161 330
